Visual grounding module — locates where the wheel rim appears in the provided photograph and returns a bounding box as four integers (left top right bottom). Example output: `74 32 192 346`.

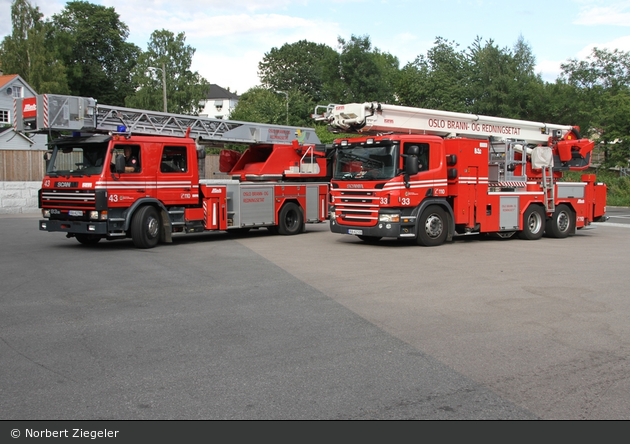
527 211 543 234
557 211 570 233
424 213 444 239
284 211 298 230
146 215 159 239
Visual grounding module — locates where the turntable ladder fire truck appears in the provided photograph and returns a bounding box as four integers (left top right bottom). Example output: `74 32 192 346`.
14 94 331 248
313 102 607 246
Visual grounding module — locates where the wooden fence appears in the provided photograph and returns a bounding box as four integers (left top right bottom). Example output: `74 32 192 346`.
0 150 47 181
0 151 228 181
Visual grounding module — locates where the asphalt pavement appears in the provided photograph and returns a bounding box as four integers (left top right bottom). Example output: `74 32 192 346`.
1 211 629 421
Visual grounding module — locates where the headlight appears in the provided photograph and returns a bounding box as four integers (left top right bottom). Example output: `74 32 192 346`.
90 211 99 220
379 214 400 223
42 209 51 218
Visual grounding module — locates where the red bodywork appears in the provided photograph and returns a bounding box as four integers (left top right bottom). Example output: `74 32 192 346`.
329 133 607 243
39 134 330 247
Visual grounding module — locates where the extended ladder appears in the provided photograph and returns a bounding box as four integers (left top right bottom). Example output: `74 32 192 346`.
314 102 575 146
15 94 320 146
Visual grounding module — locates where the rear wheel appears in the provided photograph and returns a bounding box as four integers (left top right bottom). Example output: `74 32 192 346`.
545 204 574 238
518 205 545 240
417 206 448 246
131 206 160 249
277 202 303 235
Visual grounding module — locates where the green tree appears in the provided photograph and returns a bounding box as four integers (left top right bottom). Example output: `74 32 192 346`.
397 37 469 111
0 0 68 94
464 36 546 120
560 48 630 167
125 30 209 114
49 1 140 105
229 86 291 125
258 40 337 103
323 35 398 104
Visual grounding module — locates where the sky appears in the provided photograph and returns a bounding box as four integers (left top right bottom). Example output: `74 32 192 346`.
1 0 630 95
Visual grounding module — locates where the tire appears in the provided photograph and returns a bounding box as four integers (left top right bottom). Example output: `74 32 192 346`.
416 206 448 246
545 204 574 238
518 205 545 240
277 202 303 235
131 206 161 249
75 234 101 245
357 235 382 243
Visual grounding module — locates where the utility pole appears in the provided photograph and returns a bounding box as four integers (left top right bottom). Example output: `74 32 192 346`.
275 90 289 125
149 63 168 112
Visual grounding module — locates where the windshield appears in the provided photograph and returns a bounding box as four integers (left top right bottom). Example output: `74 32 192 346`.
47 141 109 178
334 144 397 180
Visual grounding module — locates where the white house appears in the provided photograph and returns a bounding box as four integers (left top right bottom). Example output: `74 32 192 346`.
0 73 48 214
199 84 239 120
0 74 47 151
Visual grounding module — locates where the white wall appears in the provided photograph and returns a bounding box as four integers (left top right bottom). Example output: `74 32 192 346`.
0 181 40 214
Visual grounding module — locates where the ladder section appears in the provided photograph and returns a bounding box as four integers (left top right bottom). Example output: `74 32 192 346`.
15 94 320 146
94 105 320 145
314 102 575 145
541 166 555 212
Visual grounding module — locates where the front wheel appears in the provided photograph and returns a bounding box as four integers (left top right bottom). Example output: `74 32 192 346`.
131 206 161 249
545 204 574 238
277 202 304 235
416 206 448 246
518 205 545 240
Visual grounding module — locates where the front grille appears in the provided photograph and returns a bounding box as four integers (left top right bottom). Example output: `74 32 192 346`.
333 190 379 225
41 189 96 210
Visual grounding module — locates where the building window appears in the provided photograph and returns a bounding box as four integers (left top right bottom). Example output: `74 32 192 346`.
0 109 9 124
12 86 22 99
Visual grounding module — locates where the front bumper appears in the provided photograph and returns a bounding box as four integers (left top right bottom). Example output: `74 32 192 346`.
330 219 417 238
39 219 109 235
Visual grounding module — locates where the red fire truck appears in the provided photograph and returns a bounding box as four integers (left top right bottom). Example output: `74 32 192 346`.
14 94 331 248
313 102 607 246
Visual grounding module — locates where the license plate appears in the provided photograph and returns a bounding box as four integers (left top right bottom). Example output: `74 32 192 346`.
348 229 363 235
69 210 83 216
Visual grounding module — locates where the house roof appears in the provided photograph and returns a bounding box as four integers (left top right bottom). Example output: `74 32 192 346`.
0 74 36 95
0 74 19 88
0 126 36 145
206 84 239 100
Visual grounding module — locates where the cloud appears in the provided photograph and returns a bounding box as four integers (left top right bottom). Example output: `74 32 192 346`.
536 59 564 82
192 50 263 94
576 35 630 58
574 1 630 26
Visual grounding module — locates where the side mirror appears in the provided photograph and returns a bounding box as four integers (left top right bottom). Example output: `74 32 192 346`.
115 154 125 173
405 156 419 176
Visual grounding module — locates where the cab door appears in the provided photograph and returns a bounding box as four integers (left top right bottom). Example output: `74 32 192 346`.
156 144 197 206
107 143 151 208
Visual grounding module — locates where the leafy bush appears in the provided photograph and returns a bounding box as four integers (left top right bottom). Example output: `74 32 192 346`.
564 170 630 206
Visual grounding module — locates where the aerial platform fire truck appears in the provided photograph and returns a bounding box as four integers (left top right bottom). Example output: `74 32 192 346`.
14 94 331 248
313 102 607 246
